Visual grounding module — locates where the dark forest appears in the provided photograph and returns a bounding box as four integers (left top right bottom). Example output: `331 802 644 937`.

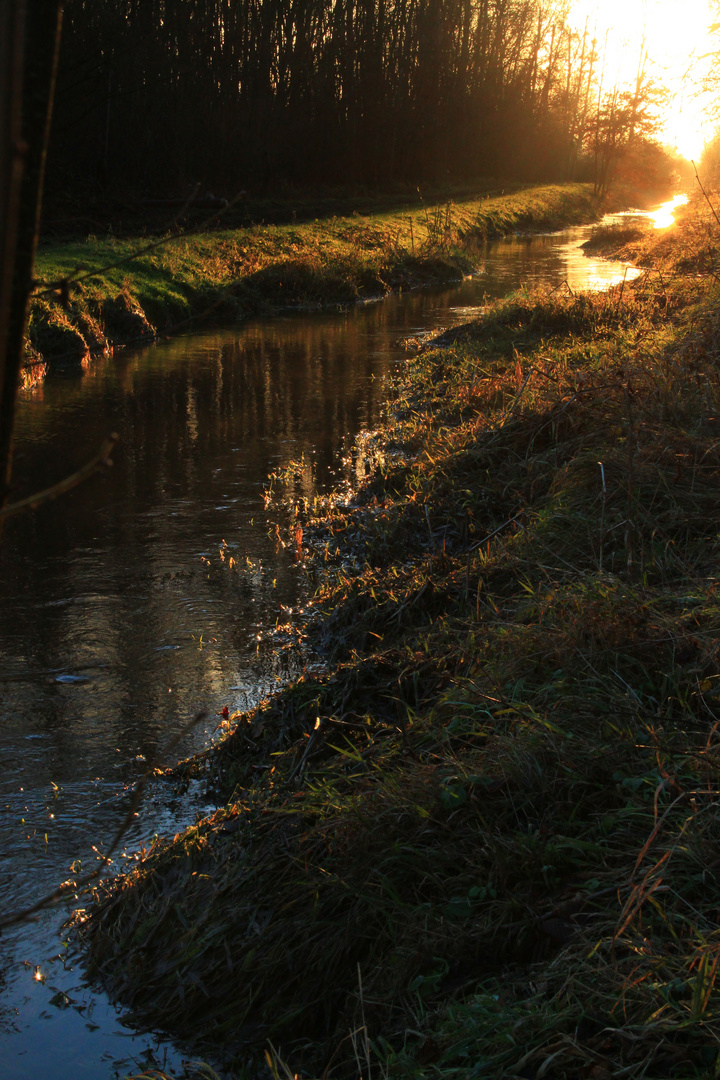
50 0 609 194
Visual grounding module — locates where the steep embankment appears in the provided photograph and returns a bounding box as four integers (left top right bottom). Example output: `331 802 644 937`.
76 195 720 1080
28 184 598 374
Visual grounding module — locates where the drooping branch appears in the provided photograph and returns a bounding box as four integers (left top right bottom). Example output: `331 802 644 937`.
33 188 246 300
0 431 117 522
0 709 207 930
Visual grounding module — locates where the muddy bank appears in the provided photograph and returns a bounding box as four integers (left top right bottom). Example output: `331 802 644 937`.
27 184 599 374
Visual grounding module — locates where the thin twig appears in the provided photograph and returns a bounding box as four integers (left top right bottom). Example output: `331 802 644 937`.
167 182 202 232
692 161 720 231
33 190 246 299
469 509 526 551
286 716 328 786
0 709 207 929
0 432 118 521
625 385 635 580
598 460 606 572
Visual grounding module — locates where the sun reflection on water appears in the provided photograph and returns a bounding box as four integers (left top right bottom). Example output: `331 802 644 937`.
649 193 689 229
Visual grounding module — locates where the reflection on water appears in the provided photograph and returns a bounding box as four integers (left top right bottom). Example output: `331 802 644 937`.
0 197 677 1078
648 193 689 229
482 227 642 293
600 192 689 232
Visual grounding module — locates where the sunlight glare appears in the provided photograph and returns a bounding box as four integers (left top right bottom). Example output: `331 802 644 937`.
648 192 689 227
568 0 716 160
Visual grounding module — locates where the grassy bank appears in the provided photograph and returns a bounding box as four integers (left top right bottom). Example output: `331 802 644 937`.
75 195 720 1079
27 184 597 373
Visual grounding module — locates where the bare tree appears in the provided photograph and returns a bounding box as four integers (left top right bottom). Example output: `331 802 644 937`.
46 0 601 195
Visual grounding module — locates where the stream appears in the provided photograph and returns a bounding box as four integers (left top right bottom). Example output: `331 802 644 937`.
0 196 684 1079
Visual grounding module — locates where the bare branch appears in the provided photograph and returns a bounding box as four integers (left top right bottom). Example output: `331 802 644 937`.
0 432 118 521
0 709 208 929
32 190 247 300
692 161 720 232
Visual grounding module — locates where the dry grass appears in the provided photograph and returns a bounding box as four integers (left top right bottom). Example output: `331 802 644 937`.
74 193 720 1080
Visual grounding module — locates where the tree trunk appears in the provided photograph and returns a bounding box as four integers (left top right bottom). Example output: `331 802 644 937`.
0 0 63 512
0 1 26 467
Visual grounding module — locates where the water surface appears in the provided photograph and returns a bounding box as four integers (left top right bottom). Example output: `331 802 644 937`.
0 199 677 1078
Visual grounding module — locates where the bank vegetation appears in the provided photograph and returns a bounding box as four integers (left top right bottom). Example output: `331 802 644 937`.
73 194 720 1079
27 183 598 375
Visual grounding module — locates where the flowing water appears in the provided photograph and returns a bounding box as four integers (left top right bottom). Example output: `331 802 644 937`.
0 196 682 1078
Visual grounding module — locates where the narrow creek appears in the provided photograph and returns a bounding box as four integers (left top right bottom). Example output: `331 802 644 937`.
0 197 683 1078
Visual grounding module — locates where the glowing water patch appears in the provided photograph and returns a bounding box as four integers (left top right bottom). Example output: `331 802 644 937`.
649 194 688 230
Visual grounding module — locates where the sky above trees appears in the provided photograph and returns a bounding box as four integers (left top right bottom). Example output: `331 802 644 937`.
568 0 715 158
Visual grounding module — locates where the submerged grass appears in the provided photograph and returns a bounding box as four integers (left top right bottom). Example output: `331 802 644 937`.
74 193 720 1079
29 184 597 369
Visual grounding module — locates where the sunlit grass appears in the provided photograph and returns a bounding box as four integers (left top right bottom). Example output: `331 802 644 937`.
29 184 597 366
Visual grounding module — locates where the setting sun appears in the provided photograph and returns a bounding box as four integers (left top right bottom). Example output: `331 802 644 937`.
569 0 716 160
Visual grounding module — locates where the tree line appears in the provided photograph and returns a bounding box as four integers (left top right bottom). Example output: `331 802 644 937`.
47 0 652 196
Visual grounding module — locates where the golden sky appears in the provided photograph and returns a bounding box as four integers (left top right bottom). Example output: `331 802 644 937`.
568 0 717 159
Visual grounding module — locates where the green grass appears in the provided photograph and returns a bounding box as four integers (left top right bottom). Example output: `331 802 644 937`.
72 192 720 1080
28 184 597 368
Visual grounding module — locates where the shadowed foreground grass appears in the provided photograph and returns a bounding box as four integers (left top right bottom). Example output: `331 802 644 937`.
78 194 720 1079
27 184 597 372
